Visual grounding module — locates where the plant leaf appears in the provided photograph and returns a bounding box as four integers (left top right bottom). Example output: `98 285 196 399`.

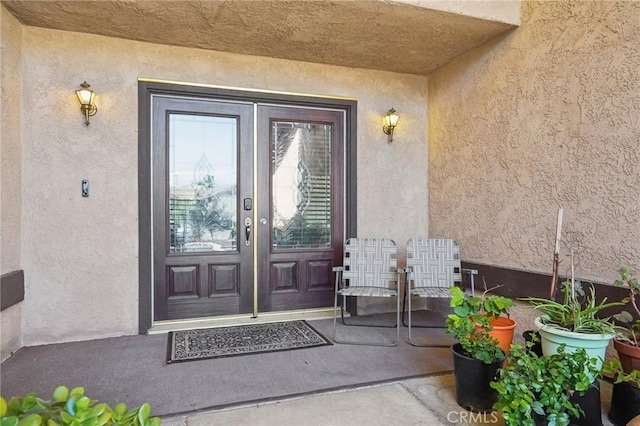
16 414 41 426
52 387 69 403
137 403 151 424
1 417 19 426
69 388 84 399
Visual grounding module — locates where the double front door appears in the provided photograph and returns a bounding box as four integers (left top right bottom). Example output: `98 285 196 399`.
152 96 344 321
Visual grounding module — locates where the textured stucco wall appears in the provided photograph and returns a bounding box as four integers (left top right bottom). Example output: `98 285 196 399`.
407 0 521 25
2 0 516 77
19 26 428 345
1 4 22 275
429 0 640 285
1 4 23 359
1 303 22 361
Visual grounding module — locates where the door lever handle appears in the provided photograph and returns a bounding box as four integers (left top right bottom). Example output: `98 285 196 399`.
244 217 252 246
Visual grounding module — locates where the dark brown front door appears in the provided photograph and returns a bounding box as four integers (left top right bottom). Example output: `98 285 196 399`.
152 97 254 320
256 106 344 313
152 97 344 321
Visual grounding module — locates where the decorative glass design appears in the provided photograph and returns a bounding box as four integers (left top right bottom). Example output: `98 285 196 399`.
272 121 332 250
168 114 237 253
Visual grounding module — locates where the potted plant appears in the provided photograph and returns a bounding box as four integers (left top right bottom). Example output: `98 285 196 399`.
491 342 600 426
602 359 640 426
612 267 640 374
446 286 515 412
523 278 627 426
522 279 626 372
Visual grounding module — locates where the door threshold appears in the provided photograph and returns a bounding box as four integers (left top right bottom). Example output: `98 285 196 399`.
148 307 344 334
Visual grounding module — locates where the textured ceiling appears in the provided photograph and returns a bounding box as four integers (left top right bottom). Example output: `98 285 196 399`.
2 0 516 76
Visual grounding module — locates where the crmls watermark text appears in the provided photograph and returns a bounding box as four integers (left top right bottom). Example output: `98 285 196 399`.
446 411 500 424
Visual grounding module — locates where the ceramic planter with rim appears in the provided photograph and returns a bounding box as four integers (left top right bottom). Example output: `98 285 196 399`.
613 338 640 374
534 316 614 372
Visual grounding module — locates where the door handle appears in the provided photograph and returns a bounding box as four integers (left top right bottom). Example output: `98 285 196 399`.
244 217 252 246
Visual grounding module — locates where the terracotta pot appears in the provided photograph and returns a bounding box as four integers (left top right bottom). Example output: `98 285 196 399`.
629 415 640 426
613 338 640 374
488 316 517 357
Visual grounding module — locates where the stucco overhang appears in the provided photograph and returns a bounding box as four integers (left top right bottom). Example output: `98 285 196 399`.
2 0 518 76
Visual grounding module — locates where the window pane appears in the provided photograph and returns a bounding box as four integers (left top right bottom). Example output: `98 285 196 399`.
272 121 332 250
168 114 237 253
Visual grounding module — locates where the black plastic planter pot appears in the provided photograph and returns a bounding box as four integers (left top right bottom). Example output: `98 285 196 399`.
532 412 547 426
569 379 602 426
528 380 602 426
608 381 640 426
451 343 502 413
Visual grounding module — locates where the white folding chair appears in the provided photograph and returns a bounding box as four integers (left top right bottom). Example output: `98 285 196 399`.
332 238 400 346
404 238 476 347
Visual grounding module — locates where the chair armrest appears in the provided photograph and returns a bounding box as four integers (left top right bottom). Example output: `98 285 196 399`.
332 266 344 272
401 267 414 290
461 268 478 296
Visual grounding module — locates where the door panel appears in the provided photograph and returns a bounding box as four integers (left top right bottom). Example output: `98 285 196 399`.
257 106 344 313
152 98 344 321
152 97 254 321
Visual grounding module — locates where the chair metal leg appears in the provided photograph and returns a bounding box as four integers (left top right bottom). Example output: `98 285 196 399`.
402 299 448 328
401 287 448 329
407 288 450 348
340 301 398 328
400 269 447 329
333 292 399 347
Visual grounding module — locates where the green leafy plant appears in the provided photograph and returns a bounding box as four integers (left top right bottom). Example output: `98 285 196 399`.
522 280 626 334
445 286 514 364
491 342 600 426
0 386 161 426
613 267 640 347
602 358 640 385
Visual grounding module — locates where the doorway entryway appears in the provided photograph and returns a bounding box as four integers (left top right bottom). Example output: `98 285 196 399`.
138 81 357 331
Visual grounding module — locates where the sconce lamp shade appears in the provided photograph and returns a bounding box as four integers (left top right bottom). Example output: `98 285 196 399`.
383 108 400 129
75 82 95 105
382 108 399 143
75 81 97 126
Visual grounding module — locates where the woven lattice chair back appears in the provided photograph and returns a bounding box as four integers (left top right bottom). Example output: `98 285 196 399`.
332 238 401 346
342 238 398 289
406 238 461 291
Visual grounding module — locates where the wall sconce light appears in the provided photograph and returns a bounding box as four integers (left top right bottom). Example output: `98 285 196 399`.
75 81 97 126
382 108 400 143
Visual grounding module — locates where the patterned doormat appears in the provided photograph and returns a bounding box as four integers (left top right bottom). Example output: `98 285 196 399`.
166 320 332 363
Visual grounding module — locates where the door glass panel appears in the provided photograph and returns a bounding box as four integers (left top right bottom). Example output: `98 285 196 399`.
272 121 332 250
168 114 238 253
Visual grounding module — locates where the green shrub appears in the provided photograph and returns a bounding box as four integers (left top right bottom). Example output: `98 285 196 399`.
445 286 514 364
491 343 599 426
0 386 161 426
613 267 640 347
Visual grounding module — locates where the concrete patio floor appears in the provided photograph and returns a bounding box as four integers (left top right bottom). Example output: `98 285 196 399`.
162 374 615 426
0 312 619 425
